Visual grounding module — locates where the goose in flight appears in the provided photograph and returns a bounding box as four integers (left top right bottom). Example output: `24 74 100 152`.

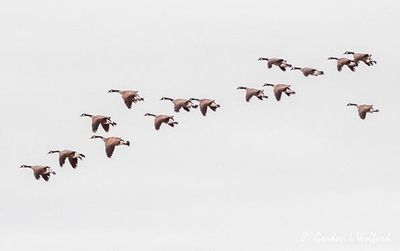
347 103 379 120
80 113 117 133
90 135 130 158
160 97 198 112
263 83 296 101
190 98 221 116
48 150 85 168
290 67 324 77
237 86 268 102
108 89 144 109
328 57 357 72
258 57 292 71
20 165 56 181
344 51 377 66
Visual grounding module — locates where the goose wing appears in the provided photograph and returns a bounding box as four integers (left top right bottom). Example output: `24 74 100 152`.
199 102 208 116
105 144 115 158
101 122 110 132
92 118 101 133
68 156 78 168
274 88 283 101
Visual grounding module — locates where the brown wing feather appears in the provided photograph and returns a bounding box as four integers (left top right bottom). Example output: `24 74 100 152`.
274 89 283 101
358 108 368 120
41 174 50 181
123 96 133 109
59 155 67 167
68 156 78 168
101 123 110 132
245 90 253 102
199 104 208 116
154 118 163 130
105 144 115 158
92 120 100 133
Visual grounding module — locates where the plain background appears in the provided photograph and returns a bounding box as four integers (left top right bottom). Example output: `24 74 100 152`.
1 0 399 250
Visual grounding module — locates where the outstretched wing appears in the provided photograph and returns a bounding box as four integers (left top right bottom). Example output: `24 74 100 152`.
68 156 78 168
199 104 208 116
174 103 182 112
105 144 115 158
59 155 68 167
154 118 163 130
101 123 110 132
92 120 100 133
245 90 253 102
358 109 367 120
41 174 50 181
274 89 283 101
123 97 133 109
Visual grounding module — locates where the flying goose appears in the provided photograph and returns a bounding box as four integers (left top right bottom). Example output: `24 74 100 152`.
258 57 292 71
108 89 144 109
237 86 268 102
189 98 220 116
160 97 198 112
20 165 56 181
328 57 357 72
344 51 377 66
81 113 117 133
347 103 379 120
48 150 85 168
144 113 178 130
90 135 130 158
263 83 295 101
290 67 324 77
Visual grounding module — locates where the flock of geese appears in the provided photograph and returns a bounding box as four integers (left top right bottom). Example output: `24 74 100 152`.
20 51 379 182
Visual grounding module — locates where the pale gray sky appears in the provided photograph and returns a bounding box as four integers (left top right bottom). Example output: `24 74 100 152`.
1 0 399 250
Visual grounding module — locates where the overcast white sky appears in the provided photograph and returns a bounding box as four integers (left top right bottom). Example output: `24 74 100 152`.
1 0 399 250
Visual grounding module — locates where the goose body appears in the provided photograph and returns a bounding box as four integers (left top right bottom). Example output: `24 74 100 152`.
90 135 130 158
258 57 292 71
263 83 295 101
347 103 379 120
190 98 220 116
237 86 268 102
108 89 144 109
81 113 117 133
20 165 56 181
291 67 324 77
48 150 85 168
144 113 178 130
160 97 198 112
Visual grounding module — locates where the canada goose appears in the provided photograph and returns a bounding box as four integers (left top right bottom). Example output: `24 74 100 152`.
237 86 268 102
90 135 130 158
290 67 324 77
258 57 292 71
48 150 85 168
344 51 377 66
347 103 379 120
20 165 56 181
263 83 295 101
328 57 357 72
190 98 221 116
160 97 198 112
144 113 178 130
80 113 117 133
108 89 144 109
